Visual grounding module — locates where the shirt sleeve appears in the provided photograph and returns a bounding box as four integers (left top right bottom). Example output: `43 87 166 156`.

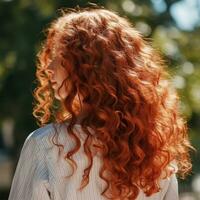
163 173 179 200
8 132 52 200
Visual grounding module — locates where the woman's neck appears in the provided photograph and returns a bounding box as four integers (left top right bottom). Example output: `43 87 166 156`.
66 104 91 125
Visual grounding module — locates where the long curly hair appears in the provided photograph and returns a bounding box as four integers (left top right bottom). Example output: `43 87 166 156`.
32 5 195 200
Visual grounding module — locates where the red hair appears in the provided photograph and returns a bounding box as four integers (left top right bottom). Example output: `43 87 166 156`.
33 5 194 200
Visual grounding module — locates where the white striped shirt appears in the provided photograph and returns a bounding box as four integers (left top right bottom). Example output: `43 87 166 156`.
8 122 179 200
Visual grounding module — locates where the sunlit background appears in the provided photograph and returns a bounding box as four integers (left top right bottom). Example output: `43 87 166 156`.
0 0 200 199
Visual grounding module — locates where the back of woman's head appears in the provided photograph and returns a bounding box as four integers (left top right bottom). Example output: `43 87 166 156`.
33 5 194 200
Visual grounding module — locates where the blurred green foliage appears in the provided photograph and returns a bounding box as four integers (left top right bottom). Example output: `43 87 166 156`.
0 0 199 199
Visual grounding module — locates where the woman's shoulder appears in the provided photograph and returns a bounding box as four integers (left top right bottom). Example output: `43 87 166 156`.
23 123 58 151
27 123 55 139
24 122 81 151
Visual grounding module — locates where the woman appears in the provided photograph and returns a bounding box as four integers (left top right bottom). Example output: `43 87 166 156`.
8 5 194 200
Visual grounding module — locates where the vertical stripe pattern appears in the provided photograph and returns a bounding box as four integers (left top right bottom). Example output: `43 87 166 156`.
8 123 179 200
